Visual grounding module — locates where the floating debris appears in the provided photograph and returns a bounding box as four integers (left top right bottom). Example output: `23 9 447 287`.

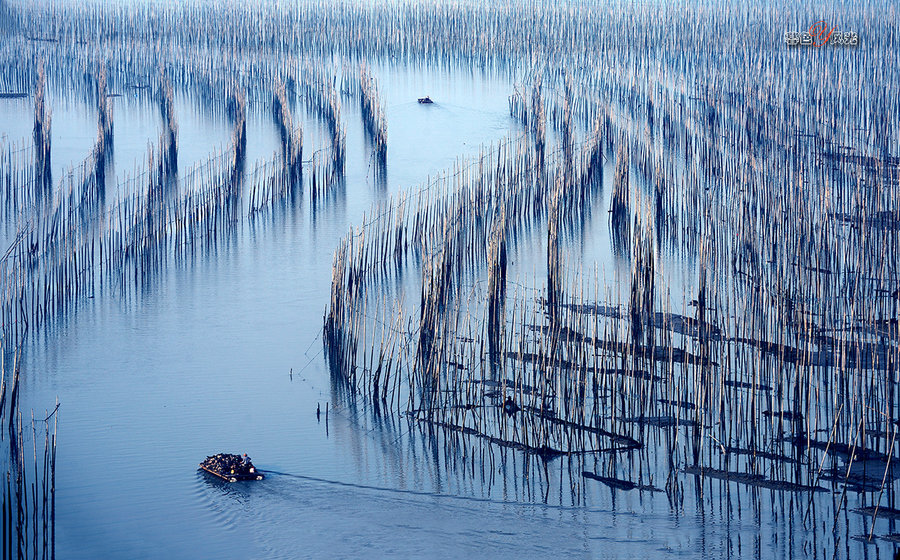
683 466 825 492
582 471 662 492
852 506 900 520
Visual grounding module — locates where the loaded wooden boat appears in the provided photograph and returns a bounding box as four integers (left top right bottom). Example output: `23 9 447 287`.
199 453 264 482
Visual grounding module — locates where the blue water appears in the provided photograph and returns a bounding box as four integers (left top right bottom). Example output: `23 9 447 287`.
2 12 894 560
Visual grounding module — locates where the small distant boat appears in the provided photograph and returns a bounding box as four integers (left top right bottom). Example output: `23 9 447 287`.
417 96 434 104
199 453 264 482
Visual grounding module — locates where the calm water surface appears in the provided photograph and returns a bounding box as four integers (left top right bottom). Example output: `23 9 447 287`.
2 56 872 559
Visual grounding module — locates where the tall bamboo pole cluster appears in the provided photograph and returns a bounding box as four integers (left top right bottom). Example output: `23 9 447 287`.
511 76 549 173
0 143 36 219
530 77 546 171
0 75 294 349
156 74 178 188
95 68 113 165
609 144 630 255
31 63 50 195
486 206 507 372
307 4 900 545
357 64 387 167
272 79 302 188
17 0 893 81
71 67 115 212
323 112 606 410
0 355 57 559
227 84 247 196
300 68 345 177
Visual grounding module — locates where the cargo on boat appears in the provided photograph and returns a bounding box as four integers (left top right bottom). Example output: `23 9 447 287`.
199 453 264 482
417 96 433 104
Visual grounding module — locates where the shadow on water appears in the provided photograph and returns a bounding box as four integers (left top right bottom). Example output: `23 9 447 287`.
0 0 898 558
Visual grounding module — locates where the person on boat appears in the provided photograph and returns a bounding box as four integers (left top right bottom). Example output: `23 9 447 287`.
242 453 252 470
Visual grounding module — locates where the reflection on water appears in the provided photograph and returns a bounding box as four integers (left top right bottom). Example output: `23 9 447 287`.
1 1 897 558
9 57 561 560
